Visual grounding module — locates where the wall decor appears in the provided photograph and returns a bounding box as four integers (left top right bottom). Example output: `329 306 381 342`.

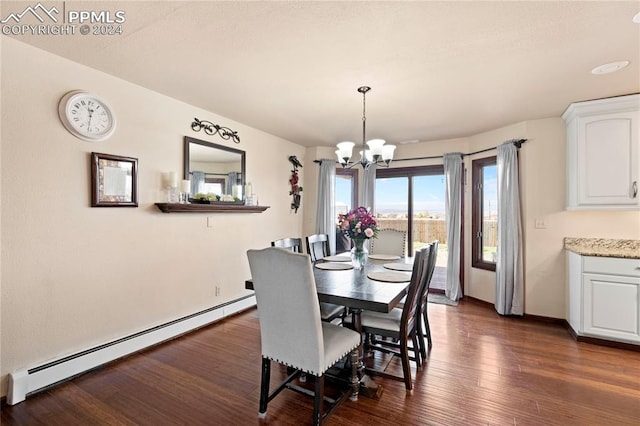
59 91 116 141
191 117 240 144
288 155 303 213
91 152 138 207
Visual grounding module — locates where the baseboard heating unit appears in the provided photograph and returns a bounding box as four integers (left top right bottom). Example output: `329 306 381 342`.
7 294 256 405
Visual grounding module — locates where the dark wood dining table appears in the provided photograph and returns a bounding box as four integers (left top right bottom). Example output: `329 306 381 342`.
245 255 413 400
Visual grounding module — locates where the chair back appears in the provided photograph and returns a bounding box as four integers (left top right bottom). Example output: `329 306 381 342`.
271 237 303 253
247 247 324 375
418 240 439 312
400 246 430 338
370 229 406 257
305 234 330 262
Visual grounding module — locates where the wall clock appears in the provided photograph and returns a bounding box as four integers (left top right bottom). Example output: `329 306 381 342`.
58 91 116 141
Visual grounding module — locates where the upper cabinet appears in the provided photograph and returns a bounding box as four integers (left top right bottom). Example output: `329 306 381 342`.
563 94 639 210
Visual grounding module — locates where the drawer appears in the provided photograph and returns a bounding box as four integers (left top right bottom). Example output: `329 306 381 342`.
583 256 640 277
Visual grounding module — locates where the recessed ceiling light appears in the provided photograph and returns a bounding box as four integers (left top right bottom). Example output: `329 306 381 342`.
591 61 630 75
633 12 640 23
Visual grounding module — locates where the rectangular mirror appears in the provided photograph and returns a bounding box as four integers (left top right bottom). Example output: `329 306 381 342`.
184 136 246 201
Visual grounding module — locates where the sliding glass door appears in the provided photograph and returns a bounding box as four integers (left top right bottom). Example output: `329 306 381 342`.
375 165 455 293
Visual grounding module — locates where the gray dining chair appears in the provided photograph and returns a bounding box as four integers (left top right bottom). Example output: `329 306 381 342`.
305 233 330 262
369 229 407 257
271 237 303 253
416 240 439 361
346 246 430 390
305 234 347 323
247 247 360 425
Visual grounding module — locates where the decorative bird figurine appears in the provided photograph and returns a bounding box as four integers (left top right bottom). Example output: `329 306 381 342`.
288 155 303 169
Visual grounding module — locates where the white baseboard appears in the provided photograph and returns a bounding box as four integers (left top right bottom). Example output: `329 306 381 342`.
7 295 256 405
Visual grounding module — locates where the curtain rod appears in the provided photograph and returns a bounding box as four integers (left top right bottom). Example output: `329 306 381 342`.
314 138 527 164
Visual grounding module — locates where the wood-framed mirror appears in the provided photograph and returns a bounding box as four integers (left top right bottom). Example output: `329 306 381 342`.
184 136 246 201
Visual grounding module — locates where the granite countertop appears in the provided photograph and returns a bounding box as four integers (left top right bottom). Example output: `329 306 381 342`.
563 238 640 259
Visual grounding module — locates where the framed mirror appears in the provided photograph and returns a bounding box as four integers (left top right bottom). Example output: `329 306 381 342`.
184 136 246 201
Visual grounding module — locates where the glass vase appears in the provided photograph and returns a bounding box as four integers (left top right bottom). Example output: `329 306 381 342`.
351 239 368 270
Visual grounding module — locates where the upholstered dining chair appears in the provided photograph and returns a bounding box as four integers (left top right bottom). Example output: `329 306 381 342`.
247 247 361 426
306 233 330 262
305 234 347 323
272 237 344 323
271 237 303 253
369 229 407 257
344 246 430 390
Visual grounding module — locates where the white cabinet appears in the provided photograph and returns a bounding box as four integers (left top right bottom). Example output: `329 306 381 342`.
563 94 640 210
568 252 640 344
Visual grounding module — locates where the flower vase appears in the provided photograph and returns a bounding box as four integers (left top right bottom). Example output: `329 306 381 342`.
351 239 368 270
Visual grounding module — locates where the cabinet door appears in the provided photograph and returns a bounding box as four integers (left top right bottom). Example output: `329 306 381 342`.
577 112 639 207
582 273 640 343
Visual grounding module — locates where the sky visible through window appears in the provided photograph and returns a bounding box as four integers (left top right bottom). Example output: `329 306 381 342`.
336 175 353 215
376 175 446 217
483 165 498 219
336 167 497 218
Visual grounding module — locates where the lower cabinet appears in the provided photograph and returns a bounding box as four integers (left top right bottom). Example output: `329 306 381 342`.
568 252 640 344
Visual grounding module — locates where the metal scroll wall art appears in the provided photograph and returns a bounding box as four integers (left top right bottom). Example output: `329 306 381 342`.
288 155 303 213
191 117 240 144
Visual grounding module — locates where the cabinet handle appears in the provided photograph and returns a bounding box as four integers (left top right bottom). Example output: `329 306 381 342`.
633 181 638 199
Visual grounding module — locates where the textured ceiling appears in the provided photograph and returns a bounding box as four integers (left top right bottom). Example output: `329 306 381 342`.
4 1 640 147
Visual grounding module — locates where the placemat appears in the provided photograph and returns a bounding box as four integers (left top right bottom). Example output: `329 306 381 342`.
315 262 354 270
383 262 414 272
367 271 411 283
323 255 352 262
368 254 401 261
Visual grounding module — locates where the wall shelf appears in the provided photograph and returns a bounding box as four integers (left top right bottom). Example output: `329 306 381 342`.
155 203 269 213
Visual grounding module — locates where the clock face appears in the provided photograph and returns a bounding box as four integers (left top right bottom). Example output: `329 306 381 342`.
59 91 116 141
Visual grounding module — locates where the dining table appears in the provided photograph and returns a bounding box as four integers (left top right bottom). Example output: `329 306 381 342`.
245 253 414 400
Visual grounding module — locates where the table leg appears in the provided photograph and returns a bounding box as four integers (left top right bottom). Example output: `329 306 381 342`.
350 308 384 400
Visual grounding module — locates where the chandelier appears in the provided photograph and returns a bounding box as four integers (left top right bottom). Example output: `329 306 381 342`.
335 86 395 169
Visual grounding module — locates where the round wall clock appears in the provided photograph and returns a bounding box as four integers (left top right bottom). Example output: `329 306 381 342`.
58 91 116 141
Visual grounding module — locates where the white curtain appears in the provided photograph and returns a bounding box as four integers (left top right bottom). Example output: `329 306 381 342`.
444 153 463 301
316 159 337 255
191 171 205 195
361 163 377 211
226 171 237 195
495 142 524 315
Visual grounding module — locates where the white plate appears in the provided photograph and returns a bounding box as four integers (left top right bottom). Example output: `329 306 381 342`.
315 262 354 270
323 255 351 262
368 254 401 261
383 262 414 272
367 271 411 283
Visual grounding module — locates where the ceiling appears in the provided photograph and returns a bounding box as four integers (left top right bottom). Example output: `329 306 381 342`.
4 1 640 147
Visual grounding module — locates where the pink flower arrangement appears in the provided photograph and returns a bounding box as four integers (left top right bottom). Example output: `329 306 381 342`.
338 206 379 240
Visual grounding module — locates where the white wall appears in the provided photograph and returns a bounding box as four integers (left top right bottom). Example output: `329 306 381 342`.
0 38 305 397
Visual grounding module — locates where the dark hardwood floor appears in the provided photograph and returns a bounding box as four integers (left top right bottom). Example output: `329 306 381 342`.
3 299 640 425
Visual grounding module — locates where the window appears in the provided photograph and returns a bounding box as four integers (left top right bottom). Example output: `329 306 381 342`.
375 166 454 293
202 177 225 195
335 168 357 215
335 168 358 253
472 156 497 271
375 166 447 256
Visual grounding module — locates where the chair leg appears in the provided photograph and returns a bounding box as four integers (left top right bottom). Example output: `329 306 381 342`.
415 317 427 365
423 310 432 349
400 340 413 391
313 374 325 426
259 357 270 418
411 333 421 368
